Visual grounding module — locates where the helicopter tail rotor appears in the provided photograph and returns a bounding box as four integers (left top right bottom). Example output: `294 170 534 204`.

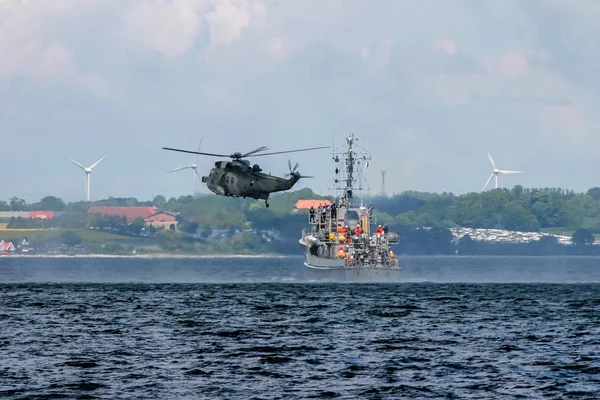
285 159 300 177
285 159 312 178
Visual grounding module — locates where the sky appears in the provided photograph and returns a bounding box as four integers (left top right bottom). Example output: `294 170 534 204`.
2 0 600 203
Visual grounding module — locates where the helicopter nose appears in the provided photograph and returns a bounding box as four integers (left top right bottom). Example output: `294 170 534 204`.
201 176 208 183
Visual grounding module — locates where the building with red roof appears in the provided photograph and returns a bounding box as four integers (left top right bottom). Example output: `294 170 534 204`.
87 206 157 220
29 211 54 219
294 199 332 210
146 211 179 228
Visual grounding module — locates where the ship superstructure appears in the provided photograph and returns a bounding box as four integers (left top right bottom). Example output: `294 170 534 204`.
299 132 400 280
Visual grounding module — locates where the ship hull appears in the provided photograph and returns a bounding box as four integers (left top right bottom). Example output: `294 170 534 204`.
303 252 401 282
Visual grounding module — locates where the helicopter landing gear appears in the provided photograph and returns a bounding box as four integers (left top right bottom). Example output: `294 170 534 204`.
265 200 270 208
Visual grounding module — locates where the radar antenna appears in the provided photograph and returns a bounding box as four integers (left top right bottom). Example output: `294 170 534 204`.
329 131 371 207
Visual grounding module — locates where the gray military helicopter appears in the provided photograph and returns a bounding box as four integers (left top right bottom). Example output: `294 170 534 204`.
162 144 328 207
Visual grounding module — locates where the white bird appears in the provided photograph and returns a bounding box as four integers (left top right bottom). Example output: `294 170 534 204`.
167 138 203 187
67 156 108 201
482 150 522 191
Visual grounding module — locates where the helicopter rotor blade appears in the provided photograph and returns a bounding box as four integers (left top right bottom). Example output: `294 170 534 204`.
293 162 299 172
250 146 329 157
167 166 191 173
162 147 229 157
241 146 269 158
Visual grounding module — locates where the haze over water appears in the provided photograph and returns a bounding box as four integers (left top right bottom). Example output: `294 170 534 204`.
1 256 599 398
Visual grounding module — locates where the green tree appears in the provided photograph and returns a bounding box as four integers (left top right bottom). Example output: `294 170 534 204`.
153 195 167 207
415 212 436 227
374 211 394 226
394 211 417 226
0 200 11 211
9 197 27 211
180 220 200 234
501 201 539 232
129 217 146 235
572 228 594 246
32 196 66 211
586 187 600 200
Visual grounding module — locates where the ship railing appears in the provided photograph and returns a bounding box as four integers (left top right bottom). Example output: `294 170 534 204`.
309 206 338 234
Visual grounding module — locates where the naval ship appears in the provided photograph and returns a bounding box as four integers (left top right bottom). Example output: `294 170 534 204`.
298 132 401 281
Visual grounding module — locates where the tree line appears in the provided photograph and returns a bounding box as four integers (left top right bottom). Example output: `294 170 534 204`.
3 186 600 255
5 186 600 234
369 186 600 234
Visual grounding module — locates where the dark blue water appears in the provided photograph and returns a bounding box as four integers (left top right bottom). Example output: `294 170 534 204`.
1 256 599 399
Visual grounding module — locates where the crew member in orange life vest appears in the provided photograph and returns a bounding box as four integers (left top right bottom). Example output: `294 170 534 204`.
354 225 363 235
376 225 384 236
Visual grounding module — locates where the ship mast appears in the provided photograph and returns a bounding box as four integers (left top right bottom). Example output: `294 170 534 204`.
329 131 371 207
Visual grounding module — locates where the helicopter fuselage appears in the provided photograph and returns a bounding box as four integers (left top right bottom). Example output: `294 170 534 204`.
162 143 326 207
201 160 300 201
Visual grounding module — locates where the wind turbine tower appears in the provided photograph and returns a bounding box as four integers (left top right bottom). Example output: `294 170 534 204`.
380 170 387 197
167 138 203 188
67 156 108 201
482 150 522 191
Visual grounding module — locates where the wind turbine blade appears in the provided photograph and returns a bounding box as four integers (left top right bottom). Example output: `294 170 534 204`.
89 155 108 169
486 150 496 169
482 173 494 191
167 166 191 173
498 170 522 174
194 137 203 163
194 169 201 179
67 157 86 170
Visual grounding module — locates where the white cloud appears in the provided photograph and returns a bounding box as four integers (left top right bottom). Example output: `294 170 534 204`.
483 50 529 79
405 41 600 149
434 38 458 55
0 0 118 99
120 0 208 59
205 0 266 47
3 0 600 199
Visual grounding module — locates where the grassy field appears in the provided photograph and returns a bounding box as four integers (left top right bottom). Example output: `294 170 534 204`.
0 228 134 242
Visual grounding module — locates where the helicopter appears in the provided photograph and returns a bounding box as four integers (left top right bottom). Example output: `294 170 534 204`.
161 144 329 207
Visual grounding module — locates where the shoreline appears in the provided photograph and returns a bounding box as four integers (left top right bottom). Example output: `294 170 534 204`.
0 253 300 259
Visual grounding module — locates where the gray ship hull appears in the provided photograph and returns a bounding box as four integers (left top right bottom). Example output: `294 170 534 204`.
303 252 401 282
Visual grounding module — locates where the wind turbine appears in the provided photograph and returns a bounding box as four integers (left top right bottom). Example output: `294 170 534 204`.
67 156 108 201
167 137 203 186
482 150 522 191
